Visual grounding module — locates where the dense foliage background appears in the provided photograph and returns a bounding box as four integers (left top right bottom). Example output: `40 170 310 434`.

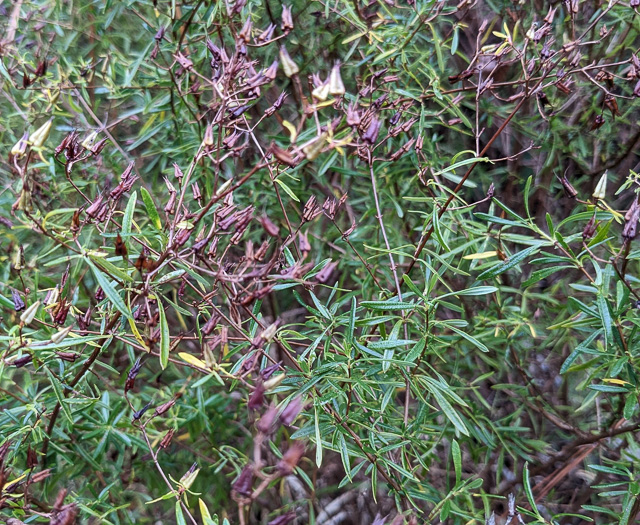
2 0 640 523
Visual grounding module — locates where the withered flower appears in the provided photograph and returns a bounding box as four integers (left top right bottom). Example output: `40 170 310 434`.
268 512 296 525
232 465 254 498
248 381 265 410
582 214 597 241
315 260 338 283
257 23 276 43
159 428 175 449
239 18 252 42
155 396 179 416
265 91 288 117
604 94 620 117
132 402 152 421
362 117 382 144
280 396 303 426
192 182 202 203
85 194 105 218
280 46 299 77
277 441 306 475
110 162 138 200
13 354 33 368
623 199 640 241
590 114 605 130
298 231 311 254
53 298 71 325
174 52 193 71
95 286 105 301
256 404 279 433
281 5 294 32
12 290 25 312
125 357 143 393
558 175 577 199
261 215 280 237
269 142 297 167
77 307 92 334
115 232 128 257
154 25 166 41
303 195 322 222
346 103 361 127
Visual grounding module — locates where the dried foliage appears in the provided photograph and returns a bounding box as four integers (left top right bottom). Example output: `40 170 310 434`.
2 0 640 523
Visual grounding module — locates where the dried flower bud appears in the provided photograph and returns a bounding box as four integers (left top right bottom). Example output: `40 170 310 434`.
279 46 299 77
592 172 608 200
20 300 40 325
51 325 73 344
29 119 53 149
56 351 78 362
13 354 32 368
329 63 345 95
261 215 280 237
303 133 327 161
11 132 29 158
312 79 330 101
81 130 99 151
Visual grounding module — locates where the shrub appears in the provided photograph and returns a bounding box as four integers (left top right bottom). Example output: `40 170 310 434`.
2 0 640 523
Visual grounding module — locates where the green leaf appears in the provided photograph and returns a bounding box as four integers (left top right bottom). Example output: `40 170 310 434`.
158 297 170 370
452 439 461 485
175 501 187 525
88 260 131 319
360 300 416 311
122 191 137 238
314 405 323 467
430 388 469 436
477 246 539 280
44 367 73 423
141 187 162 230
